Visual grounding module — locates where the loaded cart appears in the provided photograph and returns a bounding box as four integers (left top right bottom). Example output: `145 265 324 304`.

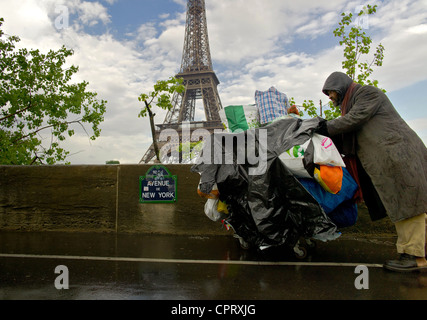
191 116 359 258
192 87 359 259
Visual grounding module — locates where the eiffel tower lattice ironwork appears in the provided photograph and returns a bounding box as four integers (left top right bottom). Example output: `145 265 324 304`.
139 0 223 164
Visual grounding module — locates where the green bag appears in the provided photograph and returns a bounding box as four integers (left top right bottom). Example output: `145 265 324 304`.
220 104 260 132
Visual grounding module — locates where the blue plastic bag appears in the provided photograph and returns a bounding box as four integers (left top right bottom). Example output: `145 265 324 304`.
298 167 358 227
327 200 358 228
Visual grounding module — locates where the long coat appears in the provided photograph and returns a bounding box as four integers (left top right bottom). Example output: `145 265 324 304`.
323 72 427 223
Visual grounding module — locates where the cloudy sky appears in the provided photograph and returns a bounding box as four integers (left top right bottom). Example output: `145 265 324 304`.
1 0 426 164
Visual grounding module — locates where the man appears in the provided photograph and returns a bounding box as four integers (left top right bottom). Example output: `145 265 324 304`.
319 71 427 272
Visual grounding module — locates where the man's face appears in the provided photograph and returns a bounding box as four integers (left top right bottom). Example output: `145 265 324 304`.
328 91 339 106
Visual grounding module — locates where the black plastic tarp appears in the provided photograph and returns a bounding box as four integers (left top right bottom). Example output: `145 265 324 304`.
191 117 341 250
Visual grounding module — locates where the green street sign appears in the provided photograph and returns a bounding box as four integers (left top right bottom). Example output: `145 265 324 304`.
139 165 177 203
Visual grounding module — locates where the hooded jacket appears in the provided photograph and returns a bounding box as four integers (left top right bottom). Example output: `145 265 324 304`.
322 72 427 222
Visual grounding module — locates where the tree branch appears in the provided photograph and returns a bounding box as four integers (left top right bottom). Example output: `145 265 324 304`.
0 101 35 122
10 119 83 144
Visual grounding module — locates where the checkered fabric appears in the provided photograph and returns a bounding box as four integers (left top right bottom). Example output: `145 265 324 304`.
255 87 290 124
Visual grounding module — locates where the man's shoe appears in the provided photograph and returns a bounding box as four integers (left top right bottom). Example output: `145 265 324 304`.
383 253 427 272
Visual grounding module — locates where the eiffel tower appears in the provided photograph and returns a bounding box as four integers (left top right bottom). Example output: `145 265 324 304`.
139 0 223 164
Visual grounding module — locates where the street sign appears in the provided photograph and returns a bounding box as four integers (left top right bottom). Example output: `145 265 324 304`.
139 165 177 203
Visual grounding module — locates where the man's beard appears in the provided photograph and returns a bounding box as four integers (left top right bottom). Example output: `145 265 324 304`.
331 99 339 107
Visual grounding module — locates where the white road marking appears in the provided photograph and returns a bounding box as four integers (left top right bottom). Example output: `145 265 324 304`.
0 253 383 268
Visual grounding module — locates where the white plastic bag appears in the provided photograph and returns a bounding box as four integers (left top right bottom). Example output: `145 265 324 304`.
204 198 222 222
278 140 311 178
312 134 345 167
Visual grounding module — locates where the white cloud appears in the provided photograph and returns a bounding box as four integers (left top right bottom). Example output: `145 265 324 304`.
356 0 427 92
295 11 340 38
0 0 57 47
211 0 427 102
206 0 346 65
77 1 111 26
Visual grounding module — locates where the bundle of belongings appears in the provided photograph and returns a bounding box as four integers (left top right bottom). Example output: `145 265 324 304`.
193 87 359 252
255 86 293 124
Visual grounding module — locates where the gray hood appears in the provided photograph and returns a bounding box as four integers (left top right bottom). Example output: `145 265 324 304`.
322 72 354 106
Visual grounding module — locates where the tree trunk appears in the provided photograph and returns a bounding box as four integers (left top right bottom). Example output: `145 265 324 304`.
145 101 160 162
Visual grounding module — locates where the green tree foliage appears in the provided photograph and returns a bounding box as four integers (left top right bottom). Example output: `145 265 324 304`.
334 4 385 89
0 18 107 165
293 4 385 120
290 98 341 121
138 77 185 162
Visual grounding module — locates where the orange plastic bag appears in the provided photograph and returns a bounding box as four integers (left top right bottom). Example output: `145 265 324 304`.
197 183 220 199
313 165 343 194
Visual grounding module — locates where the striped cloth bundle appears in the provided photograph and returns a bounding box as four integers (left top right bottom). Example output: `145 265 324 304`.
255 86 290 124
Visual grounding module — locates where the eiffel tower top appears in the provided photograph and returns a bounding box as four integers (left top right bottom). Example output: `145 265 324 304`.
179 0 214 74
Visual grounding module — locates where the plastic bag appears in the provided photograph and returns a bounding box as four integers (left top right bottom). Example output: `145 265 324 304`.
255 87 290 124
204 198 222 222
217 200 229 214
197 182 219 199
313 165 343 194
278 140 311 178
327 200 358 228
220 104 260 133
312 134 345 167
299 167 358 214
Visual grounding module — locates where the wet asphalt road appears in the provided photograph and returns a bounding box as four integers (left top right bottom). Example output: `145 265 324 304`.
0 231 426 301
